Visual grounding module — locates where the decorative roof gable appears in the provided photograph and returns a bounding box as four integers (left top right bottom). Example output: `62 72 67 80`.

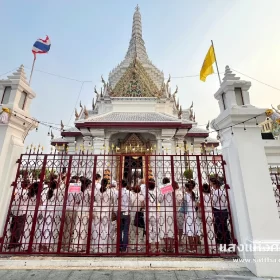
110 58 163 97
123 133 145 147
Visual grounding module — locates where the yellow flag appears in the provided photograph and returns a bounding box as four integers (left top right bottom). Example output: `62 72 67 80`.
200 45 216 82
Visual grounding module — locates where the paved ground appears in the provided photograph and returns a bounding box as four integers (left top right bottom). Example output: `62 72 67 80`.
0 269 267 280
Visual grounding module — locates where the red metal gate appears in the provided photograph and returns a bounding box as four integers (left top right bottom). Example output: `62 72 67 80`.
0 151 236 256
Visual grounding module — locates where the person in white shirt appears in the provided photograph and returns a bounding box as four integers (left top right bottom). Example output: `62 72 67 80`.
210 177 231 247
61 176 80 252
92 178 113 253
95 173 102 192
130 185 145 251
144 180 163 253
21 182 40 251
173 181 184 249
108 179 118 253
73 176 92 252
181 182 198 253
8 179 31 250
39 174 64 252
199 183 216 252
119 180 131 252
139 179 146 197
110 180 119 207
159 178 183 253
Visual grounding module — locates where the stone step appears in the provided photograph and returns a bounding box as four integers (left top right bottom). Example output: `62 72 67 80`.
0 256 247 271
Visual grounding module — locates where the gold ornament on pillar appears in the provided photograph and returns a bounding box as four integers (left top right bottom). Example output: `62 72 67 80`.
0 107 11 124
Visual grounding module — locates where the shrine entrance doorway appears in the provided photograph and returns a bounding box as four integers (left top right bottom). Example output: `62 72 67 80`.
123 156 143 187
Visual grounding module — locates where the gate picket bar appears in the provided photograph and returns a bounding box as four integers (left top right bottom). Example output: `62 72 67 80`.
0 152 236 256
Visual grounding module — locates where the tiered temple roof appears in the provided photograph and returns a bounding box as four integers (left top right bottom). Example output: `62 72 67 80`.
52 6 217 146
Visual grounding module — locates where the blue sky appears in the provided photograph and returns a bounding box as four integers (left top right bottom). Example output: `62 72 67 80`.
1 0 280 150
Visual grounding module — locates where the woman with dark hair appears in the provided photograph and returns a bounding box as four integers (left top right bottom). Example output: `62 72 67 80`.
62 176 80 252
174 181 184 249
8 178 31 250
118 180 133 253
92 178 113 253
210 177 231 249
143 179 163 253
130 185 145 251
20 182 39 251
199 183 216 252
73 176 92 252
95 174 102 191
159 177 183 253
189 180 201 247
181 182 198 252
39 174 64 252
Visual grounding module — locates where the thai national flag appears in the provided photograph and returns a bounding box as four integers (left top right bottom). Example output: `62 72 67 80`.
32 35 51 57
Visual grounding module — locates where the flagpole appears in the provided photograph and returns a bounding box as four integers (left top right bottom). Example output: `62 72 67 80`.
211 40 222 85
29 54 36 85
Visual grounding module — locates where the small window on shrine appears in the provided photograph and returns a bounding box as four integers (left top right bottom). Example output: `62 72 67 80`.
1 86 11 104
235 87 244 106
18 91 27 110
222 92 227 110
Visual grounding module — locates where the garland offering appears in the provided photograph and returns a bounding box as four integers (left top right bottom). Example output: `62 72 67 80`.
265 107 280 137
265 109 280 124
0 107 11 124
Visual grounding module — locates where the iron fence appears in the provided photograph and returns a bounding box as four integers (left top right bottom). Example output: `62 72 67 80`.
270 166 280 218
0 152 236 257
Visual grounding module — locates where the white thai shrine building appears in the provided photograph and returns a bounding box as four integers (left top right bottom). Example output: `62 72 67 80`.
52 6 219 154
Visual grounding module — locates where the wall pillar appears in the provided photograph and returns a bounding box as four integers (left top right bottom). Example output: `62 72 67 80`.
212 66 280 277
0 66 37 237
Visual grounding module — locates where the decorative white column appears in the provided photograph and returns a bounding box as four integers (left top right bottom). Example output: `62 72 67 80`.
156 137 162 154
174 129 188 182
212 66 280 277
91 129 105 154
93 138 104 154
0 65 37 237
67 141 76 154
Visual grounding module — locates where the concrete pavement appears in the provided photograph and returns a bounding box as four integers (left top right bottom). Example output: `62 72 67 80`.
0 269 260 280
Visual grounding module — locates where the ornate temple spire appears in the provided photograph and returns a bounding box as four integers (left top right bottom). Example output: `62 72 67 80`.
108 6 164 92
125 5 149 62
132 5 142 39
